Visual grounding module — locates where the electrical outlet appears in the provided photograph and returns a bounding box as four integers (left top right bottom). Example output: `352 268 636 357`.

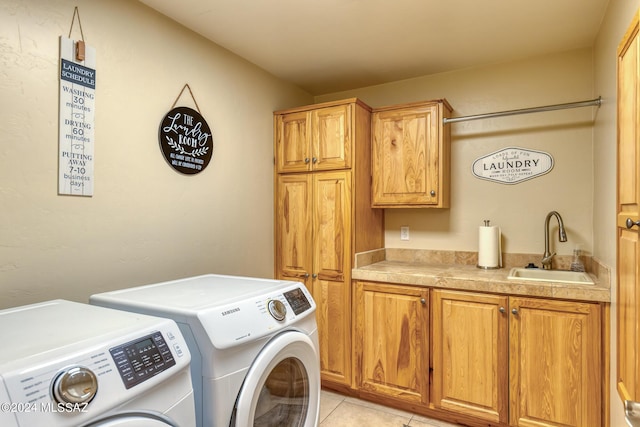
400 226 410 241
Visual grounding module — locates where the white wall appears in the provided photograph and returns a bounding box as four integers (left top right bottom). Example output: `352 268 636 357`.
0 0 312 308
317 49 595 258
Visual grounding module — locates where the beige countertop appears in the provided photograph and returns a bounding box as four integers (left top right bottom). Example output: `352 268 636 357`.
352 248 611 303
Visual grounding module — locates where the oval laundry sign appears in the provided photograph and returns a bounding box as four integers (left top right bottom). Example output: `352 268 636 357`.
472 147 554 184
159 106 213 175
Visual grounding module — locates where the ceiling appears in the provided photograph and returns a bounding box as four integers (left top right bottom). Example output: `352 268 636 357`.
138 0 610 95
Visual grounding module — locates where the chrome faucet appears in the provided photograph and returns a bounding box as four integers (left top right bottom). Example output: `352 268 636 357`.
542 211 568 270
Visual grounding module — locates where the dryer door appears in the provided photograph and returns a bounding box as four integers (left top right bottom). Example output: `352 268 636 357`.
232 331 320 427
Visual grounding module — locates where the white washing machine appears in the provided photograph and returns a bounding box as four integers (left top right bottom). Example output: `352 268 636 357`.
0 299 195 427
90 274 320 427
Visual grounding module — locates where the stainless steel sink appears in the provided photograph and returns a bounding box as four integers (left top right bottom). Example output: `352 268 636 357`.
507 268 595 285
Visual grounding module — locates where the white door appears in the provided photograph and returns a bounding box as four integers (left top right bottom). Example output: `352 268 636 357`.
233 331 320 427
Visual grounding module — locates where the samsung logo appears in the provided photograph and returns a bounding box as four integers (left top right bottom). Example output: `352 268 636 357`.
221 307 240 316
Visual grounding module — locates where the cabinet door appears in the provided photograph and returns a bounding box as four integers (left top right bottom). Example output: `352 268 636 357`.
372 103 441 207
354 281 429 404
275 111 311 173
312 171 352 386
275 174 312 286
431 290 508 424
617 12 640 403
312 104 351 171
509 297 601 427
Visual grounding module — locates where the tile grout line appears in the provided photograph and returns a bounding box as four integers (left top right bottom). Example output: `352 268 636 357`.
318 395 346 425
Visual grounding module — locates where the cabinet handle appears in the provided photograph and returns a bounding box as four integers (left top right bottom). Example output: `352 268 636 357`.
430 190 436 197
511 308 519 315
626 218 640 229
312 157 318 164
312 273 318 279
420 298 426 305
304 157 310 164
303 273 309 278
499 307 506 313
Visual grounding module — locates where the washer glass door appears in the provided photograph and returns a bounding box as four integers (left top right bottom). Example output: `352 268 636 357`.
87 413 176 426
233 331 320 427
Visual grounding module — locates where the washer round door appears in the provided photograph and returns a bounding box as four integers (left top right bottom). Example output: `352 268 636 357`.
233 331 320 427
87 412 178 426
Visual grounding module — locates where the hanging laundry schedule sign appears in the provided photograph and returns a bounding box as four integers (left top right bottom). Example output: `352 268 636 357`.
58 37 96 196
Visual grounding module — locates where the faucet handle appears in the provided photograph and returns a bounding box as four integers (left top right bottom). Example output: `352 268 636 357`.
542 252 556 270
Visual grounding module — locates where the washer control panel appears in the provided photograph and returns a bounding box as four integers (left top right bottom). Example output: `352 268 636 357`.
109 331 176 389
0 301 191 427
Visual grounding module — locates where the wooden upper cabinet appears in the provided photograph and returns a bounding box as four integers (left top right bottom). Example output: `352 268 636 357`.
312 104 351 170
275 103 351 173
275 111 311 173
371 100 452 208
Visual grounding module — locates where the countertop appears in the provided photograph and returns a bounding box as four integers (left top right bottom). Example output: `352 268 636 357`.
352 249 611 303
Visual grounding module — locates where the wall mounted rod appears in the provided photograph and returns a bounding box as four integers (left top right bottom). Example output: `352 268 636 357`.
443 96 602 125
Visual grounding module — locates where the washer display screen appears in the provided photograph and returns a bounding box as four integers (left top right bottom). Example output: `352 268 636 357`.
283 288 311 315
110 332 176 389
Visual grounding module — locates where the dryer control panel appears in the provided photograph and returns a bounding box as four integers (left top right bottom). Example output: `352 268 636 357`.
283 287 312 315
201 284 317 349
109 331 176 389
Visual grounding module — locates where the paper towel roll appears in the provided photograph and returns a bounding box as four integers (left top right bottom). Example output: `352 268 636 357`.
478 225 502 269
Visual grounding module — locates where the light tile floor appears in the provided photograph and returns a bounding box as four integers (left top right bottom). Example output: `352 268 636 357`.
319 390 459 427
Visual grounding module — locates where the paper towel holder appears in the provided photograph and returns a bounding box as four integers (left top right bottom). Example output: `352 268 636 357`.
477 220 502 269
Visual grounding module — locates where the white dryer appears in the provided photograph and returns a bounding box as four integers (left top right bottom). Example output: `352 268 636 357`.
90 274 320 427
0 299 195 427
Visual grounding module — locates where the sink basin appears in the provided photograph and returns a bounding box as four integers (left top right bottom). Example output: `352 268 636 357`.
507 268 595 285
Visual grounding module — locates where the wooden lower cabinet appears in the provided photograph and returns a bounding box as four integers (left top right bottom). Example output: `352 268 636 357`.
354 281 429 405
313 278 352 387
431 290 509 424
509 297 602 427
355 284 603 427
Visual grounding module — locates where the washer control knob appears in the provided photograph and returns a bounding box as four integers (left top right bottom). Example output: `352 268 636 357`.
268 299 287 321
53 366 98 404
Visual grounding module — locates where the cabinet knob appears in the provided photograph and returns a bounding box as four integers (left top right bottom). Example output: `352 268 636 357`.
626 218 640 229
499 306 506 313
312 157 318 164
312 273 318 279
430 190 436 197
511 308 519 315
303 273 310 278
304 157 310 164
420 298 426 305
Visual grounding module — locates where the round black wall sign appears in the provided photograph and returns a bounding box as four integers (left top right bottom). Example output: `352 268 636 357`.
159 106 213 174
